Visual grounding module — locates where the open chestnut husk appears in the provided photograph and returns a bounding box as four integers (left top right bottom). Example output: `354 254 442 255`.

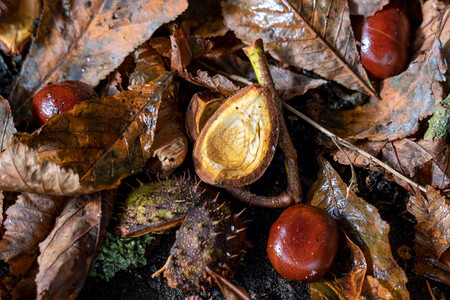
192 84 279 187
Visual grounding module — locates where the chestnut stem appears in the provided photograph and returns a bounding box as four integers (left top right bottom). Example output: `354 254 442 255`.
243 39 302 203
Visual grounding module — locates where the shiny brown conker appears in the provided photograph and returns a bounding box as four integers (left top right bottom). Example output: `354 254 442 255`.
267 204 339 282
32 80 97 124
354 2 410 80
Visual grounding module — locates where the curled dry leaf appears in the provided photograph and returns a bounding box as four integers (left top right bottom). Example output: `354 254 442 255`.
0 137 83 195
222 0 375 97
310 231 367 300
347 0 389 17
408 186 450 260
170 26 241 96
0 96 16 151
36 191 115 300
9 0 188 114
0 193 66 276
333 138 450 192
321 39 447 142
15 73 172 192
311 158 408 299
412 1 450 62
0 0 42 55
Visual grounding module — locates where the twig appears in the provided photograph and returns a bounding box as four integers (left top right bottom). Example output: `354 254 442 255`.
283 102 427 193
196 59 254 86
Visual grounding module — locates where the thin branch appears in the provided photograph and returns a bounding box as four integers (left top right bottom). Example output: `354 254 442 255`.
283 102 427 193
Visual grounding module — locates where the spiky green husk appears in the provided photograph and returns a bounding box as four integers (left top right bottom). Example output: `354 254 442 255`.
114 177 208 238
164 199 246 292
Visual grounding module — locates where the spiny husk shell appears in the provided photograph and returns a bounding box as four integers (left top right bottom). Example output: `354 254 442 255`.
193 84 278 187
114 177 211 238
164 199 246 292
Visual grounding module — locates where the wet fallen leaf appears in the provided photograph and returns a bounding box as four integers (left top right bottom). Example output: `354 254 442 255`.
361 275 394 299
408 187 449 260
14 73 172 192
36 191 115 300
347 0 388 17
0 193 66 275
0 95 15 151
128 45 167 90
0 0 41 55
9 0 188 114
311 158 408 299
320 38 447 141
222 0 376 97
310 232 367 300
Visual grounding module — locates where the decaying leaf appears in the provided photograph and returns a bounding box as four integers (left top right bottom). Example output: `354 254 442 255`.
9 0 188 114
408 187 450 260
170 26 241 96
0 96 15 151
311 158 409 299
0 191 3 226
36 191 115 300
321 38 447 141
310 231 367 300
128 45 167 90
0 137 83 195
333 138 450 192
0 193 66 276
222 0 376 97
0 0 41 55
361 275 394 299
14 73 172 192
347 0 389 17
412 0 450 62
146 85 188 175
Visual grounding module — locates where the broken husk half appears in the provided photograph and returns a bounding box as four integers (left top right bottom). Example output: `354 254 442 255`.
193 84 279 187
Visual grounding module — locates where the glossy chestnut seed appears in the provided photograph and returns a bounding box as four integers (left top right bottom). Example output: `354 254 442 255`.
32 80 97 124
355 2 410 80
267 204 339 282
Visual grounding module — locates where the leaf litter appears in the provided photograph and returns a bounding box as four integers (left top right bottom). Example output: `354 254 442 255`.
0 0 448 299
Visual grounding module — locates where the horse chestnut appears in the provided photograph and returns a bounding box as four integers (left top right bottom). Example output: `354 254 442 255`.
267 204 339 282
354 2 410 80
32 80 97 124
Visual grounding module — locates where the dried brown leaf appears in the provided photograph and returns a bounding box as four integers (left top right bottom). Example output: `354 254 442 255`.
408 187 450 260
0 191 3 226
321 39 447 141
0 96 15 151
128 45 167 90
347 0 388 17
146 88 188 175
222 0 375 96
0 193 66 275
0 137 83 195
9 0 188 114
311 158 409 299
412 1 450 62
333 138 450 192
36 191 114 300
15 74 172 192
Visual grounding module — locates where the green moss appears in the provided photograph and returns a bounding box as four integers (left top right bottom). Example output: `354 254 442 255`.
89 232 154 281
